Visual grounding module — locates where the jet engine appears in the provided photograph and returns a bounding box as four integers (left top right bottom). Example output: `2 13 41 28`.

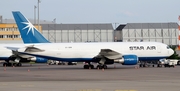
114 54 138 65
28 57 48 63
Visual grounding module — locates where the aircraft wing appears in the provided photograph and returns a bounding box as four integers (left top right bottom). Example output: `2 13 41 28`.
6 46 44 52
24 46 45 52
96 49 123 59
6 46 44 58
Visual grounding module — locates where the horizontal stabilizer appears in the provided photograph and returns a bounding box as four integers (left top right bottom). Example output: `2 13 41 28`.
6 47 20 51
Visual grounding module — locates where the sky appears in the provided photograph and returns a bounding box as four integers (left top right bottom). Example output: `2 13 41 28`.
1 0 180 25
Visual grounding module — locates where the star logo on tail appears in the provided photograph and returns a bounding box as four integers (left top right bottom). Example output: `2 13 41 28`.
22 21 35 35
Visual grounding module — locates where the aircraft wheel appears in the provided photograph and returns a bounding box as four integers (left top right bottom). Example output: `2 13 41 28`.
62 62 66 65
83 65 89 69
68 62 73 65
143 64 146 67
139 64 142 67
152 65 155 67
96 65 107 69
157 64 161 67
96 65 102 69
17 63 22 67
103 65 107 69
177 61 180 65
7 63 12 66
90 65 94 69
19 63 22 66
12 63 17 67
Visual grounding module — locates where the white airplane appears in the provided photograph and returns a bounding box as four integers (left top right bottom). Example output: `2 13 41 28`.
10 11 174 69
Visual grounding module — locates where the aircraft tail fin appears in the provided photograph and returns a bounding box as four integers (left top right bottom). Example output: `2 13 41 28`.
12 11 50 44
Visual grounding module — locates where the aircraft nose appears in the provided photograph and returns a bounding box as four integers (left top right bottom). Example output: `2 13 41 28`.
169 49 174 56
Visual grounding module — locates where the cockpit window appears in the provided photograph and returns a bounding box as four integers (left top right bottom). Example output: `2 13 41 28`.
167 46 170 49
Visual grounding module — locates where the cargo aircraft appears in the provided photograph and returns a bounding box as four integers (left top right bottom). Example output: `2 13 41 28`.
8 11 174 69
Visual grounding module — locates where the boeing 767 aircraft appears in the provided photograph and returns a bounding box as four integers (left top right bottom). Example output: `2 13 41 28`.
9 11 174 69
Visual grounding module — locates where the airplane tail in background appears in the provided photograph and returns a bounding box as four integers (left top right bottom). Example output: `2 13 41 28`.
12 11 50 44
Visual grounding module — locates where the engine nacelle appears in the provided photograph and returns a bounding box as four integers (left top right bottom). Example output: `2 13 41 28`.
114 58 124 63
29 57 48 63
121 54 138 65
122 54 138 65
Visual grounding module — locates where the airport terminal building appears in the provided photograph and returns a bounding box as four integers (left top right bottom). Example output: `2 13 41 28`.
0 16 179 46
0 18 114 43
115 23 178 45
41 24 114 43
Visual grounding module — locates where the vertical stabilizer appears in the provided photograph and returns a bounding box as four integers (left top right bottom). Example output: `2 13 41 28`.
12 11 50 44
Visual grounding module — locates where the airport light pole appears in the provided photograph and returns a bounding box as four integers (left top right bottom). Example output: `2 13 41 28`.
38 0 41 30
53 18 56 42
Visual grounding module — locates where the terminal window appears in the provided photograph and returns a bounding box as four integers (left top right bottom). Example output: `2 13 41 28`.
0 28 18 31
0 35 20 38
0 35 3 38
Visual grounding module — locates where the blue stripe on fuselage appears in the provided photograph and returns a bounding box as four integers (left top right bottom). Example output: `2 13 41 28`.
19 52 168 62
18 52 94 62
0 57 9 60
138 57 168 61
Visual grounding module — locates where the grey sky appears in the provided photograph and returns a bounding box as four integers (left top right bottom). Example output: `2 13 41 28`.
1 0 180 24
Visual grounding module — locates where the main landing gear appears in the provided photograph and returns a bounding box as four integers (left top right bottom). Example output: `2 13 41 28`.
96 57 107 69
83 57 108 69
83 62 108 69
3 62 22 67
96 64 107 69
83 62 94 69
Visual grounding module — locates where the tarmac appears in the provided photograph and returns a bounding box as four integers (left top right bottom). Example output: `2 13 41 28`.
0 63 180 91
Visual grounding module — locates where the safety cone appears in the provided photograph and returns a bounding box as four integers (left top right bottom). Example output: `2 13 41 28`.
102 68 104 71
114 65 116 68
4 68 6 71
135 66 139 69
134 66 136 69
97 67 100 70
27 69 30 72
